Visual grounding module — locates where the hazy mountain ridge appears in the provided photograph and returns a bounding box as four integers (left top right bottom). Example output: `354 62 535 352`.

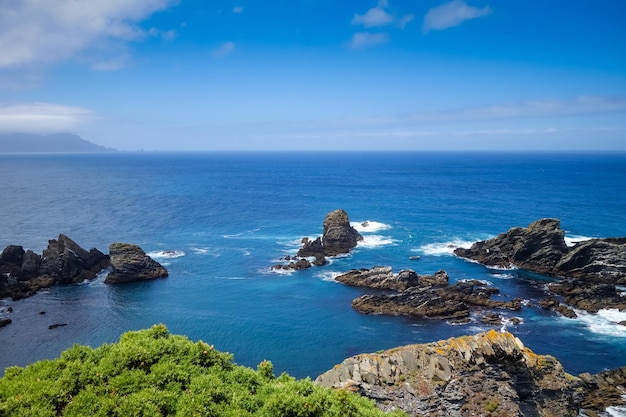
0 133 115 153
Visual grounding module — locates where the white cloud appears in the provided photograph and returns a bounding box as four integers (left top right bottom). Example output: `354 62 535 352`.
422 0 490 33
350 32 390 49
398 14 415 29
212 41 235 58
0 0 179 69
233 6 243 14
352 0 394 28
0 102 94 133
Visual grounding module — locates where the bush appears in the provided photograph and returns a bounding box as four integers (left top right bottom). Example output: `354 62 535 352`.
0 325 405 417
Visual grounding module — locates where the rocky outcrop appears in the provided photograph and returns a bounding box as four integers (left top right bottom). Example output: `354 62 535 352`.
298 209 363 258
454 219 626 284
335 267 448 291
352 280 522 321
0 234 109 300
548 280 626 313
105 243 168 284
316 330 590 416
271 257 313 271
579 366 626 414
454 219 626 313
39 234 109 285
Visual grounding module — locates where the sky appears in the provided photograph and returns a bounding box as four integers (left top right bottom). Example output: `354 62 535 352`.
0 0 625 151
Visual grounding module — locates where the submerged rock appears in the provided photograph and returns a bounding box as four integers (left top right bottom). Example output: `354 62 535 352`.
316 330 595 416
105 243 168 284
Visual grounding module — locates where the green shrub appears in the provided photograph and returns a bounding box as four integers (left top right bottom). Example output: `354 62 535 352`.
0 325 405 417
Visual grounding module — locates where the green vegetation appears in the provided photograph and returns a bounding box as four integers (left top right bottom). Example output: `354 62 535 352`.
0 324 405 416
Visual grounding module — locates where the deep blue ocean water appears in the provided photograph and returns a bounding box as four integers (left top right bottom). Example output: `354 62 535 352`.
1 152 625 380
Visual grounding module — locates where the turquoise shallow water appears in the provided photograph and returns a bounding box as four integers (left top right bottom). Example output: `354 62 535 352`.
1 151 625 378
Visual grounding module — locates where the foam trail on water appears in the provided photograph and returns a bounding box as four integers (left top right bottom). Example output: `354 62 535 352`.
314 271 342 282
147 250 185 259
351 220 392 233
418 239 475 256
572 309 626 337
359 235 398 248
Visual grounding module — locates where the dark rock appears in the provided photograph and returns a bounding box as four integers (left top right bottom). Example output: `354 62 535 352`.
1 245 25 265
298 210 363 258
6 307 12 313
510 317 522 325
20 250 41 280
539 296 559 309
40 234 109 284
352 280 521 320
480 313 503 325
316 330 585 416
39 311 46 315
335 267 448 291
556 238 626 285
549 280 626 313
105 243 168 284
579 365 626 413
619 321 626 326
454 218 569 274
312 255 326 266
556 304 578 318
322 209 363 256
0 318 11 328
48 323 67 329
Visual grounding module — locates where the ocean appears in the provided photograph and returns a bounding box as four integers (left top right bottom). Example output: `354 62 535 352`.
1 151 625 384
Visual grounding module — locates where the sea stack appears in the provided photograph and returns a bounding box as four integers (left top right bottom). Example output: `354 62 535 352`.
298 209 363 258
105 243 168 284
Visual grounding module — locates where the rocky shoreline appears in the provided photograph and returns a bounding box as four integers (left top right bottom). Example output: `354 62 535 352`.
454 218 626 315
316 330 626 416
0 235 168 326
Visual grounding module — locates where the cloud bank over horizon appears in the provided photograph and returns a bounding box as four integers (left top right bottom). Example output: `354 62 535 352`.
0 0 624 151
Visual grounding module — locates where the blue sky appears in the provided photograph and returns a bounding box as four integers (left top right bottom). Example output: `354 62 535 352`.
0 0 625 151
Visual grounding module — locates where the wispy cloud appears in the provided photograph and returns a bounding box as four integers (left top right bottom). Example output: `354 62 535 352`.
212 41 235 58
422 0 490 33
232 6 243 14
398 14 415 29
352 0 394 28
0 102 94 133
350 32 390 49
0 0 179 70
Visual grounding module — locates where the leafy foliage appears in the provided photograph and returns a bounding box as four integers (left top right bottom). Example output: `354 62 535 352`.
0 324 404 417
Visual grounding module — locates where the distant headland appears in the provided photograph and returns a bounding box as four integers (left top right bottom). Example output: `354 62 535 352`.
0 133 115 153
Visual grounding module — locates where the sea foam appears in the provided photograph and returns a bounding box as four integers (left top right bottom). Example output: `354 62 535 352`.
573 309 626 338
359 235 398 248
564 234 594 247
351 220 392 233
147 250 185 259
418 239 475 256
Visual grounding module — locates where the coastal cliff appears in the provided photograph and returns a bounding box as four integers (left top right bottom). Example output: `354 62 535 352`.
316 330 625 416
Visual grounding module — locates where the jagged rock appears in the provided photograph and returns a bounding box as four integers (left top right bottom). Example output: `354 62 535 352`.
271 258 312 271
48 323 67 329
298 210 363 258
335 267 448 291
316 330 585 416
351 280 521 320
454 219 626 313
539 296 578 318
40 234 109 284
556 238 626 285
454 218 569 274
579 366 626 413
0 318 11 328
539 296 559 309
556 304 578 318
480 313 503 325
548 280 626 313
0 235 110 300
105 243 168 284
